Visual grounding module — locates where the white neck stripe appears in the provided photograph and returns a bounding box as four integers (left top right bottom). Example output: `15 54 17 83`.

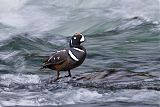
69 50 79 61
70 39 73 45
73 48 84 52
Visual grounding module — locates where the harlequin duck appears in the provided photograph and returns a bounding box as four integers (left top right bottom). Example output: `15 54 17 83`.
41 32 86 82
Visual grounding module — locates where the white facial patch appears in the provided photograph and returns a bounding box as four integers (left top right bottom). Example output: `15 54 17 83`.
80 34 85 42
73 48 84 52
69 50 79 61
74 37 76 39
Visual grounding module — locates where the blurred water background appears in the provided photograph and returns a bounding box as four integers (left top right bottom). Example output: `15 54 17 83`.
0 0 160 106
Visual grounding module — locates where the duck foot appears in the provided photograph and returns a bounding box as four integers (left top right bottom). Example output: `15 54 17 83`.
64 75 72 78
48 77 62 83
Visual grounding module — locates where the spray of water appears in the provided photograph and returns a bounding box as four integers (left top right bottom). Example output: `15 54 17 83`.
0 0 159 34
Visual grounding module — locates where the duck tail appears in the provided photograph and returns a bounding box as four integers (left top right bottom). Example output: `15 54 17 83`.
39 65 47 70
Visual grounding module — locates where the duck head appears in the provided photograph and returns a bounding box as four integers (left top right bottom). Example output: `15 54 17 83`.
69 32 85 47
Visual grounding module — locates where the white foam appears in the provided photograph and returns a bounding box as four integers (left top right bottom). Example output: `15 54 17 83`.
0 74 41 86
0 0 28 28
53 88 103 105
0 0 28 12
0 0 159 37
0 0 60 32
0 88 103 106
1 87 160 106
103 89 160 104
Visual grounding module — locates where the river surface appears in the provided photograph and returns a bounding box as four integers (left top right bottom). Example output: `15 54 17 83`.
0 0 160 107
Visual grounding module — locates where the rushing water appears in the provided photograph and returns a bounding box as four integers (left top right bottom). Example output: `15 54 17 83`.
0 0 160 107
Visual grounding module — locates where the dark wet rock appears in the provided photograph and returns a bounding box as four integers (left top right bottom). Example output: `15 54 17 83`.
73 69 156 81
66 69 160 91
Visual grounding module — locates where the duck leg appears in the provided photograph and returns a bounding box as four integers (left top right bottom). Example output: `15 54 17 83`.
68 70 72 77
53 71 61 82
65 70 72 77
48 71 61 83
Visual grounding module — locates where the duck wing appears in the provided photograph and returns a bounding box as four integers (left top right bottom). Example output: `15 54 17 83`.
43 49 68 66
